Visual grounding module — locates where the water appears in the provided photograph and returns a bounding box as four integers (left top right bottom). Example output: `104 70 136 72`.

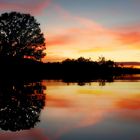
0 75 140 140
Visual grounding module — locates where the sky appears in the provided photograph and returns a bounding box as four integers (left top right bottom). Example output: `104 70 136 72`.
0 0 140 63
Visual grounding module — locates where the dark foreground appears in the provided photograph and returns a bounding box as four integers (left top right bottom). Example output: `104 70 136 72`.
0 57 140 80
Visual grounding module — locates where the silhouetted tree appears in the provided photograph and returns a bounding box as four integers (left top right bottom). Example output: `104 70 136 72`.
98 56 106 65
76 57 92 63
62 57 92 64
0 12 46 61
105 60 116 68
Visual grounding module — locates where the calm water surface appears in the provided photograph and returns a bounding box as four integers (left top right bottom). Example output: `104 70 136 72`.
0 75 140 140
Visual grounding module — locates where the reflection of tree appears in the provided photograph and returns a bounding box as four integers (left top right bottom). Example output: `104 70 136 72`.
0 80 46 131
98 79 106 86
98 77 114 86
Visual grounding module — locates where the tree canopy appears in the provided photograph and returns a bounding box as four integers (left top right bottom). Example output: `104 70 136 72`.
0 12 46 61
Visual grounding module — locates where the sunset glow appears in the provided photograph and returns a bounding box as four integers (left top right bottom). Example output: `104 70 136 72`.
0 1 140 139
41 80 140 139
0 0 140 64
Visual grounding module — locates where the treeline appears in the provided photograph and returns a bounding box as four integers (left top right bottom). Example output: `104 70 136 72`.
0 56 140 80
42 57 140 79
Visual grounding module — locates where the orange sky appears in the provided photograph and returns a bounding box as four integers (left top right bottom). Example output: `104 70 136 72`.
0 0 140 63
42 4 140 63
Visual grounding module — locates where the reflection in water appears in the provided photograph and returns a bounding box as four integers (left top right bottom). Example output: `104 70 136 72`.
0 76 140 140
43 79 140 140
0 80 46 131
63 76 114 86
62 74 140 86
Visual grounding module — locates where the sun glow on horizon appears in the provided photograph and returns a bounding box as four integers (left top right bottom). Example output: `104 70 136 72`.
42 7 140 63
0 0 140 63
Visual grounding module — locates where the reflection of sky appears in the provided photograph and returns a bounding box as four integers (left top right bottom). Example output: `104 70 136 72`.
0 80 140 140
36 81 140 140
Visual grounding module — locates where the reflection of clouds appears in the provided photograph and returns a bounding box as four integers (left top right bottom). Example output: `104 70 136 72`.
0 129 49 140
47 94 73 108
115 110 140 123
117 97 140 110
44 82 140 139
45 90 115 139
115 95 140 122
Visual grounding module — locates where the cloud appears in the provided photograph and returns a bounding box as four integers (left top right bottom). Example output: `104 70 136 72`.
43 4 140 62
53 4 71 19
78 47 115 53
47 4 120 46
45 20 119 60
47 5 118 47
114 23 140 47
118 32 140 45
0 0 51 15
53 4 140 44
47 34 74 46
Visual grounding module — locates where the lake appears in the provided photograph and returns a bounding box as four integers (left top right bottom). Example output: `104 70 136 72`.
0 75 140 140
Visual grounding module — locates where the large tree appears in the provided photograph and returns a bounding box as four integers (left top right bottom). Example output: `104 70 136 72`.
0 12 46 61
